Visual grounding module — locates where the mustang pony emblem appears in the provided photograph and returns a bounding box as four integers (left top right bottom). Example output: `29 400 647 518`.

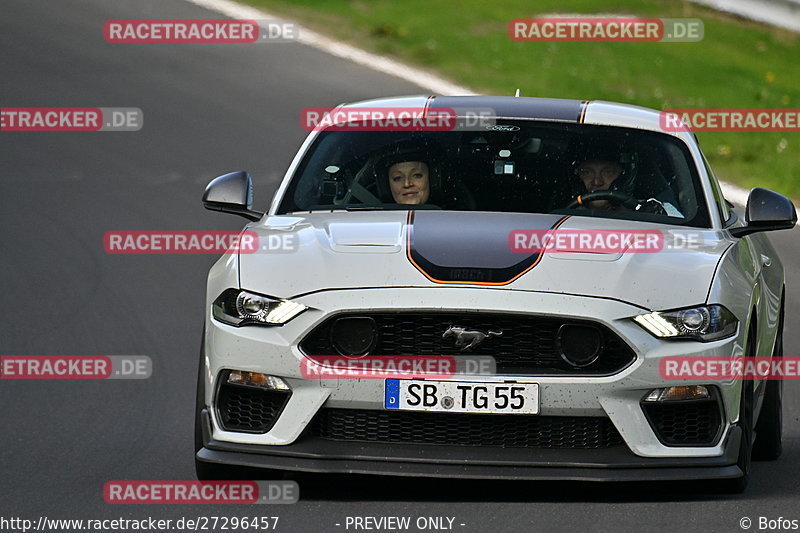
442 326 503 351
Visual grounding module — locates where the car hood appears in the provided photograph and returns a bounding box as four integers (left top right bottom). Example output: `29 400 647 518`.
239 211 732 310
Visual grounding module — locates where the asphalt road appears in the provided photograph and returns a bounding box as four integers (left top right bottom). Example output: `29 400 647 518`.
1 1 800 532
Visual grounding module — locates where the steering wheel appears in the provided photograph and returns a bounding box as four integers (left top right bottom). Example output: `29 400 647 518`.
565 190 639 210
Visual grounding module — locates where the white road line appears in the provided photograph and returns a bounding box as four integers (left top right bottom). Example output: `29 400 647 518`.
719 181 751 207
691 0 800 33
183 0 475 96
184 0 781 212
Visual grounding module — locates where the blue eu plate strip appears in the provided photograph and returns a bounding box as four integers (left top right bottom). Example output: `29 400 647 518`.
384 378 399 409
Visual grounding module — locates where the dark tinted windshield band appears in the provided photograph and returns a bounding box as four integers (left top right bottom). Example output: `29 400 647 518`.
430 96 586 123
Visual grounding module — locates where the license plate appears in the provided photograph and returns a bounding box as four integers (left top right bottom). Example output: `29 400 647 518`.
384 379 539 414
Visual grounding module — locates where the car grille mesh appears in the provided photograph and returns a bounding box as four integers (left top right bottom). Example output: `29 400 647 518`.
300 312 635 375
642 399 722 446
310 408 625 448
216 382 291 433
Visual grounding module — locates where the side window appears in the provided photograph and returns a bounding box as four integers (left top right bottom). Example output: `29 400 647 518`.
702 155 731 224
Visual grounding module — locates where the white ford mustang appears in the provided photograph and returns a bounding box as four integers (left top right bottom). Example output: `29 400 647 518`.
195 95 795 492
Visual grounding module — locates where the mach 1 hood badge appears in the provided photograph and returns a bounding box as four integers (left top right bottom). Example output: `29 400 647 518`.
442 326 503 351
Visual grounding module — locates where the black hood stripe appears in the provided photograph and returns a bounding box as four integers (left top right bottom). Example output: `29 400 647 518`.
406 211 570 285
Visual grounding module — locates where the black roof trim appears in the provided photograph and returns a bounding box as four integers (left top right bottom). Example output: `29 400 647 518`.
429 96 588 122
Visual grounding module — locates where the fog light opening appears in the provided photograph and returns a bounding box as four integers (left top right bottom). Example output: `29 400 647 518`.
227 371 291 391
331 316 378 357
557 324 603 368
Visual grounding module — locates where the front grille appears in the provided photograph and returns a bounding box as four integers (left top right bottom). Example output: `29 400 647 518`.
300 312 635 375
310 408 624 448
216 380 291 434
641 397 723 446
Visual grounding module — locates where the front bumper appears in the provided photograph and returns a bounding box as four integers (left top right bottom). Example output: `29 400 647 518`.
197 409 744 481
203 288 745 459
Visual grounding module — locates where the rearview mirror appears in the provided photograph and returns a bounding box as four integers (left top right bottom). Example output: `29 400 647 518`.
202 171 264 222
729 187 797 237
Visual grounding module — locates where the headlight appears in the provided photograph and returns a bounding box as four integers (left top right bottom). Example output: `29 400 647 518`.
212 289 307 327
633 305 737 342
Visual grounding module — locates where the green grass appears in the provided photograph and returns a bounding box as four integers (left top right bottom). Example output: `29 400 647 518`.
249 0 800 198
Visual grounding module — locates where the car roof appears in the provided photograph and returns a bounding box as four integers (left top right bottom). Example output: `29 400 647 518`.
337 95 694 140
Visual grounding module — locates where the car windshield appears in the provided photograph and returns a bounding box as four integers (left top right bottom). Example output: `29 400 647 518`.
278 121 711 227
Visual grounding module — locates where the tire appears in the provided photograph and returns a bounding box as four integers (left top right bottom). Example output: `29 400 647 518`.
722 379 753 493
753 299 784 461
717 320 758 493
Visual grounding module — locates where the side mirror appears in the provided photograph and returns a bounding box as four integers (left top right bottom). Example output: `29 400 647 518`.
729 187 797 237
202 171 264 222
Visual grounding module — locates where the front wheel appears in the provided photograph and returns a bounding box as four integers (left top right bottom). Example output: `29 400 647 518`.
753 299 784 460
716 320 758 493
721 379 754 493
